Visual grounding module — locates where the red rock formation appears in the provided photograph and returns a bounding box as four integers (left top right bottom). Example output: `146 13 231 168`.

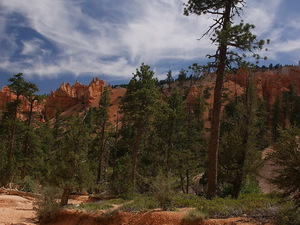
230 66 300 110
0 86 15 111
0 86 45 121
45 77 106 118
2 67 300 125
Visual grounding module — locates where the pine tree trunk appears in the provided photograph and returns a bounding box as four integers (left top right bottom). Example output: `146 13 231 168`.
60 188 70 206
206 1 232 200
179 169 186 193
21 100 35 180
232 172 243 199
97 123 106 185
186 169 189 194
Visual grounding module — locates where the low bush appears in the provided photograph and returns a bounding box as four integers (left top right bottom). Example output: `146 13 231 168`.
152 173 175 210
173 193 201 208
182 209 205 223
34 186 61 219
274 205 300 225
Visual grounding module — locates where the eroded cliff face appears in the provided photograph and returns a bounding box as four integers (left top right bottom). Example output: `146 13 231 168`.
44 77 106 118
44 78 126 125
230 66 300 110
0 86 15 110
0 86 45 121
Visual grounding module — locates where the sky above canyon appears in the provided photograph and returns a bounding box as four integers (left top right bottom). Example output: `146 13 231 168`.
0 0 300 94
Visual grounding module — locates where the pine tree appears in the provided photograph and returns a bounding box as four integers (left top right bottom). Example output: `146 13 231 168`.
272 97 282 141
270 126 300 206
20 83 40 179
95 86 112 185
50 114 92 206
166 70 174 92
184 0 268 199
120 63 160 187
219 74 262 198
178 69 187 87
0 73 39 185
150 90 206 194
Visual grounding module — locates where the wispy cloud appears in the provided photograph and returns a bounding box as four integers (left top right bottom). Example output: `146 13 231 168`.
0 0 298 81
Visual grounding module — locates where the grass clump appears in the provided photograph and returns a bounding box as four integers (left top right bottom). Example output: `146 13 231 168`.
78 201 113 211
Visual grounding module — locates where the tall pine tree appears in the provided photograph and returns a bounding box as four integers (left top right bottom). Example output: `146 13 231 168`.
184 0 268 198
120 63 160 188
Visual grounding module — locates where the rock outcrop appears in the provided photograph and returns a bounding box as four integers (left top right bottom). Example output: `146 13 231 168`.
0 86 45 121
230 66 300 110
0 86 15 111
44 77 106 118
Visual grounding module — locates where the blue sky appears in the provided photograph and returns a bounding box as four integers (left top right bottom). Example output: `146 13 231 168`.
0 0 300 94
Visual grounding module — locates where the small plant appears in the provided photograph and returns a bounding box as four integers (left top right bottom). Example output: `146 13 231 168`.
182 209 205 223
34 186 61 219
152 172 175 210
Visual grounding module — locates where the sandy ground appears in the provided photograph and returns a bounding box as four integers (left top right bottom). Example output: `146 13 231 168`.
0 194 37 225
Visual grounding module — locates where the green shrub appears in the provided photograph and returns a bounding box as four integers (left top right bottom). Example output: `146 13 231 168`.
182 209 206 223
173 193 201 208
34 186 61 219
152 172 175 210
275 207 300 225
270 127 300 206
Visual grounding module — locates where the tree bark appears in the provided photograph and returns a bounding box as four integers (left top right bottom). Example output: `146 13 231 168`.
186 169 190 194
97 122 106 185
232 173 243 199
206 1 232 200
21 99 35 180
60 188 70 206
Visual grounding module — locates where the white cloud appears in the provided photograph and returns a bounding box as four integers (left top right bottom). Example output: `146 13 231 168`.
21 38 44 55
0 0 299 80
244 0 282 36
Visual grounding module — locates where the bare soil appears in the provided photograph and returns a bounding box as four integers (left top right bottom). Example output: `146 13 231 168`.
0 191 274 225
40 210 274 225
0 194 37 225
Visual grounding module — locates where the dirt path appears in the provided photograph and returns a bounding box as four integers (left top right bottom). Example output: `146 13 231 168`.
0 194 37 225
